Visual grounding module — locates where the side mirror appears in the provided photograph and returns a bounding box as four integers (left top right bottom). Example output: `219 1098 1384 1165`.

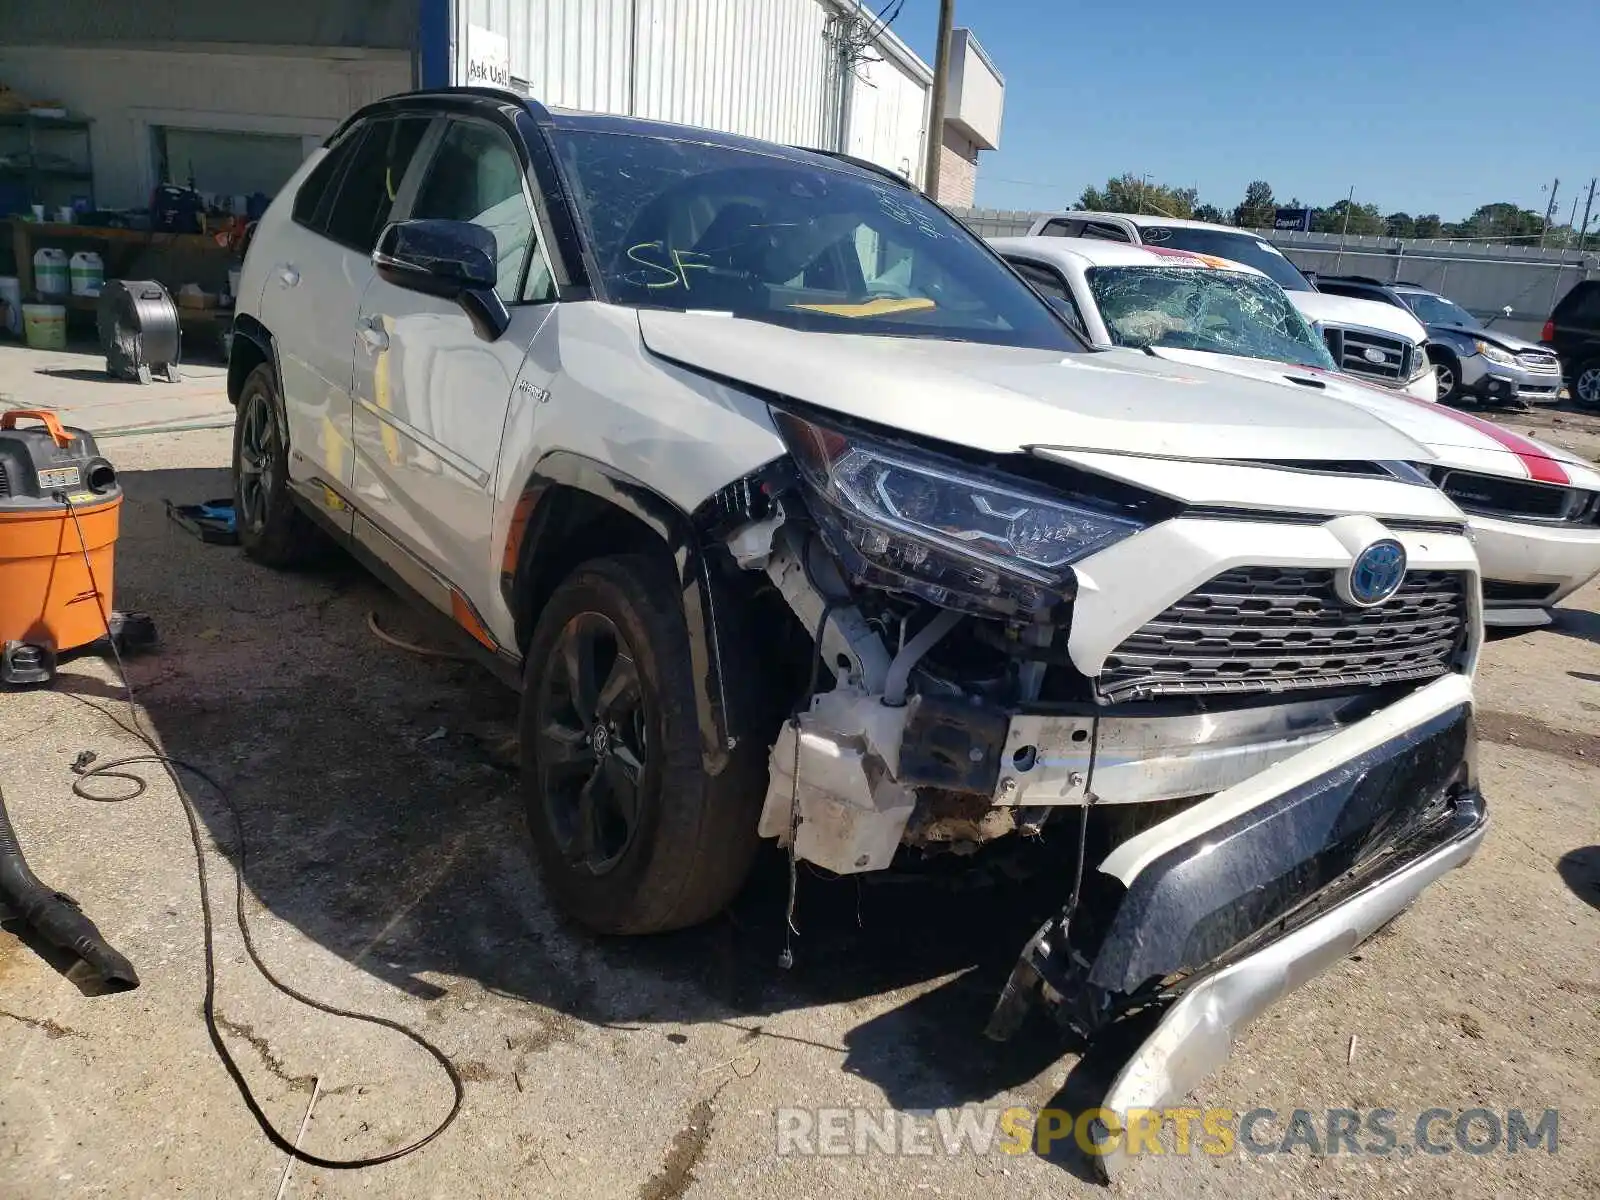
373 219 510 340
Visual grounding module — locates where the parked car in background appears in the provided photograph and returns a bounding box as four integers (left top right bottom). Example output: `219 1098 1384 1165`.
991 235 1600 628
1025 211 1438 399
233 89 1488 1159
1316 275 1562 408
1543 279 1600 407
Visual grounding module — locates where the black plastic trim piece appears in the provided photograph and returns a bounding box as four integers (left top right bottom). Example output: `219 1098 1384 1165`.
1078 702 1474 996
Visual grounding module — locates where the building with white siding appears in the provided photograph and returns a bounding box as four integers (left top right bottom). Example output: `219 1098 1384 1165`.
0 0 1002 214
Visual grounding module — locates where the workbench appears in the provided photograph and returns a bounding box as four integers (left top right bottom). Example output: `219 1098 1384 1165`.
3 218 239 350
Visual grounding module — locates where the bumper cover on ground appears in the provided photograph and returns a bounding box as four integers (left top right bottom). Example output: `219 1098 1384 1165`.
1096 784 1486 1174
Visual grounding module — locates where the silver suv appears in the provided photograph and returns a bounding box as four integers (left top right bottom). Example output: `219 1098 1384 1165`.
231 89 1485 1159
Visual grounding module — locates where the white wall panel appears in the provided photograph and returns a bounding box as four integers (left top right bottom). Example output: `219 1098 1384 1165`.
847 48 929 188
0 46 408 208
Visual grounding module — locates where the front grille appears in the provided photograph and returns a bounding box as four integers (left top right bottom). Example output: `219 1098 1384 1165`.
1431 467 1595 523
1482 580 1559 604
1517 349 1561 373
0 462 9 499
1099 566 1466 702
1324 327 1411 383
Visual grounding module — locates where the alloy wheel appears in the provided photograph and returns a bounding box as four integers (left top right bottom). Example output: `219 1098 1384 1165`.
236 388 276 530
537 612 648 875
1577 366 1600 406
1434 363 1455 400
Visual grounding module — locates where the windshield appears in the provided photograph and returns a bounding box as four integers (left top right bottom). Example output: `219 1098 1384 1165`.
1403 292 1480 329
550 129 1077 349
1087 265 1338 370
1139 227 1312 292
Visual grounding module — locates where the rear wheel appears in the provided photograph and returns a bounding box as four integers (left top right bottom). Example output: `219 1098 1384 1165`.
519 553 763 934
1573 359 1600 407
232 363 319 567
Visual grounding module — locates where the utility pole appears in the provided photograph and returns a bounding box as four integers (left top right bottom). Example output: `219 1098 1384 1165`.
1540 176 1560 247
1580 178 1596 252
923 0 955 200
1335 185 1355 272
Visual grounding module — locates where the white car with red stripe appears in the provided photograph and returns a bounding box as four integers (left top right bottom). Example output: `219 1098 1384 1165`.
992 235 1600 627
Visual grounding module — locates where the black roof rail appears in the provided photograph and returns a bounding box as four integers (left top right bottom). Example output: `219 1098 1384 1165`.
791 146 916 189
1317 274 1388 286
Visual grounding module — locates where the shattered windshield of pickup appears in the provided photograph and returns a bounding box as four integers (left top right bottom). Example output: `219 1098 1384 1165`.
1087 265 1339 371
551 129 1079 350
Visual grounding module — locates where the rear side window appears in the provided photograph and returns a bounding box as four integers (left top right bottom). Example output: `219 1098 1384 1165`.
1556 282 1600 324
292 128 361 230
321 116 431 252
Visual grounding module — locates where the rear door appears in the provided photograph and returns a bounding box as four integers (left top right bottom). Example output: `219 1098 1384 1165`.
256 114 431 523
349 114 558 620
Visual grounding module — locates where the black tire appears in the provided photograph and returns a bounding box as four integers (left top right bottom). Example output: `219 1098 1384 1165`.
1572 359 1600 408
231 362 318 567
1431 350 1464 405
519 553 764 934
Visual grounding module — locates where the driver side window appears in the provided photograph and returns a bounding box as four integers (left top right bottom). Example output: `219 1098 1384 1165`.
409 120 554 302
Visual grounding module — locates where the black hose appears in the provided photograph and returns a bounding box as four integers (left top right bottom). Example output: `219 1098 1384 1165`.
0 778 139 988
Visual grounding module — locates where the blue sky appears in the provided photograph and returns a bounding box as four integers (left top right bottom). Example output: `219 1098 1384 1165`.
883 0 1600 222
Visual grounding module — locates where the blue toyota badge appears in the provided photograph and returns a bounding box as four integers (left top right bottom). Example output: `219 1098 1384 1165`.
1339 539 1408 607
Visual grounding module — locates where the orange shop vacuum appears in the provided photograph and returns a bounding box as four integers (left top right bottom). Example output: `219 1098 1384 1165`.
0 409 148 685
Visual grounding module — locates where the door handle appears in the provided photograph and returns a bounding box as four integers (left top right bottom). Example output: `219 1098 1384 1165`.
358 317 389 352
277 264 300 288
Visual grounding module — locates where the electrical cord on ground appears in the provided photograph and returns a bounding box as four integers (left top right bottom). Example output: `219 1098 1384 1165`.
59 494 464 1169
366 610 466 661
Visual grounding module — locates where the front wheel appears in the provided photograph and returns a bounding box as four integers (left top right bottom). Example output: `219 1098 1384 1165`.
1572 359 1600 408
519 553 763 934
1432 352 1463 404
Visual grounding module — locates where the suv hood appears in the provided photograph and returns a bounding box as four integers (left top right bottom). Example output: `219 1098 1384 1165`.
638 310 1434 463
1148 346 1600 487
1292 291 1427 344
1431 323 1549 356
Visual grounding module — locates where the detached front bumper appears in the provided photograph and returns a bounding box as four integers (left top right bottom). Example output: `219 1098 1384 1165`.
987 674 1483 1172
1097 784 1485 1174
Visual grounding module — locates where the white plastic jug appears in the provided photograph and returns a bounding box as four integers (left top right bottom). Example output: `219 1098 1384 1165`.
68 251 103 297
33 247 68 296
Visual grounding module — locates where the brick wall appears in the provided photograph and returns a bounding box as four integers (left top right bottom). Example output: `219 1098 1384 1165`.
935 125 978 206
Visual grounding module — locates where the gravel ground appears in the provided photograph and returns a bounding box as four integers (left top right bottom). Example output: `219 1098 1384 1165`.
1 425 1597 1199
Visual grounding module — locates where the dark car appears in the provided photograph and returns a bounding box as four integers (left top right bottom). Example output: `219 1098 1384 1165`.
1544 279 1600 407
1317 275 1563 408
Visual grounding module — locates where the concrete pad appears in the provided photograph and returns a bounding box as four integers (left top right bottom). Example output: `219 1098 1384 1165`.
0 339 231 435
0 427 1596 1198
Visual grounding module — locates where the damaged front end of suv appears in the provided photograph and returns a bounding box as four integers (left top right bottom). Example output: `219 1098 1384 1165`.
695 391 1484 1173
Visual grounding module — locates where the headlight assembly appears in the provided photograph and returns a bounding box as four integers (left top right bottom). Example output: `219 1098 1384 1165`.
1410 343 1436 381
773 409 1143 617
1475 340 1516 366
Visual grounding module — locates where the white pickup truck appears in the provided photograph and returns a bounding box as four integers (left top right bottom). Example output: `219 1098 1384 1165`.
1027 211 1437 400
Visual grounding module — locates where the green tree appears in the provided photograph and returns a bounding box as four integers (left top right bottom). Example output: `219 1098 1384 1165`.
1077 173 1198 219
1192 203 1227 224
1234 180 1276 228
1413 214 1443 238
1385 212 1416 238
1313 200 1385 236
1458 202 1545 241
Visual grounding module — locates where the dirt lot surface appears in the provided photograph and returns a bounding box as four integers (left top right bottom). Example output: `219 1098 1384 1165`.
2 424 1598 1199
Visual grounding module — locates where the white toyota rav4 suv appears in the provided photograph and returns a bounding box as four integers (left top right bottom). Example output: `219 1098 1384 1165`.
231 89 1486 1161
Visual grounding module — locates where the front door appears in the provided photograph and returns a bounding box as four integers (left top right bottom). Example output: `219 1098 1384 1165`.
349 116 558 623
